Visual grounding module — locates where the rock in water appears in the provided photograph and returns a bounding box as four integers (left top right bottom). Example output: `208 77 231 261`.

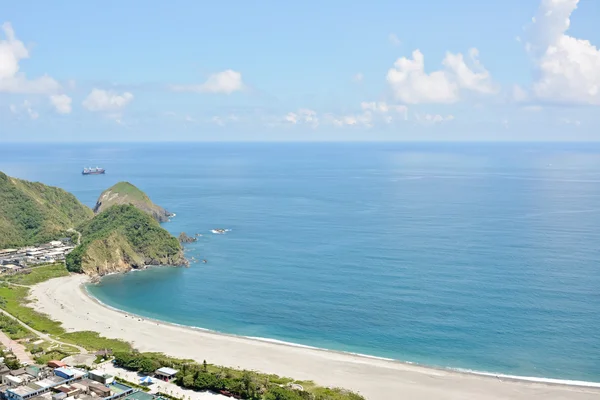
178 232 197 243
93 181 173 222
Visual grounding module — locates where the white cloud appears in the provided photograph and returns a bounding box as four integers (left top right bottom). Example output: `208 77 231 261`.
0 22 60 94
49 94 72 114
386 49 496 104
283 108 319 128
82 89 133 112
352 73 364 83
170 70 244 94
415 113 455 125
9 100 38 120
328 112 373 128
388 33 401 46
525 0 600 105
360 101 408 120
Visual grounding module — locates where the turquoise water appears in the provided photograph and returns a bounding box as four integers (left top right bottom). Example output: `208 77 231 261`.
1 143 599 382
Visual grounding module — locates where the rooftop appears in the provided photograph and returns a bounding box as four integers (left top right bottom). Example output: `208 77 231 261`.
155 367 178 376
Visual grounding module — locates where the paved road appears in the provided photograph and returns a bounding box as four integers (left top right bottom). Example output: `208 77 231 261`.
0 330 34 365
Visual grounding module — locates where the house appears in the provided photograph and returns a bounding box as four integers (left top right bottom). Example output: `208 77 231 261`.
53 368 86 381
87 370 114 385
25 366 42 379
153 367 178 382
46 361 66 369
76 380 110 398
2 375 22 387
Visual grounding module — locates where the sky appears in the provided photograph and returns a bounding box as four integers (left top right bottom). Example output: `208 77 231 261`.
1 0 600 142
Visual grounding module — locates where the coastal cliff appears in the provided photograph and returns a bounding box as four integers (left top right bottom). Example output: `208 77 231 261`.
93 182 173 222
0 171 94 248
66 204 186 276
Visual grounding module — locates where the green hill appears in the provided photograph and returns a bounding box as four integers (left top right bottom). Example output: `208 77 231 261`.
66 204 186 275
93 182 172 222
0 172 94 248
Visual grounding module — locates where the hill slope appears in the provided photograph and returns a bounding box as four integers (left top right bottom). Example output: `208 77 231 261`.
93 182 172 222
66 204 186 276
0 172 94 248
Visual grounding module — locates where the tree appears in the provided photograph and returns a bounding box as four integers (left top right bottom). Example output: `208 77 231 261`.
264 386 306 400
182 375 194 388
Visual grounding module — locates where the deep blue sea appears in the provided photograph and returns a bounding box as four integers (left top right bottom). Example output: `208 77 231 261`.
1 142 599 382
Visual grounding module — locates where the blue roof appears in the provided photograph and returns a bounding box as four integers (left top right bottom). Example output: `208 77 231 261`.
55 367 74 376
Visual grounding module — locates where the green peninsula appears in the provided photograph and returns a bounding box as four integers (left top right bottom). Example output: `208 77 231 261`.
66 204 186 275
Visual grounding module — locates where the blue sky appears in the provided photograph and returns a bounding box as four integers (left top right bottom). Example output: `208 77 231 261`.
1 0 599 142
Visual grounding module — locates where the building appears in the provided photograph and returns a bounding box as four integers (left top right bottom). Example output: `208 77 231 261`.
87 370 114 385
46 362 66 370
153 368 178 382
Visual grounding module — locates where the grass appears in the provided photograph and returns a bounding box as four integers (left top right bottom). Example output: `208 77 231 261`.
107 182 151 203
0 284 64 335
60 331 132 352
4 264 70 286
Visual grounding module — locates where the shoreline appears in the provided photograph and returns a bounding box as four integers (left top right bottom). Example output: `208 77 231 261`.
28 274 600 400
81 285 600 389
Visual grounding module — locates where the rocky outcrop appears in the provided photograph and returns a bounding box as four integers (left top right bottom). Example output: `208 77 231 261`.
178 232 197 243
93 182 173 223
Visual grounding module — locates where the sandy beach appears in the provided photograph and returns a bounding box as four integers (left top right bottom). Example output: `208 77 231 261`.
27 275 600 400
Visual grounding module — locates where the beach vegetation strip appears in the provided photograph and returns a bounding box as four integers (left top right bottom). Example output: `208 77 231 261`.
114 351 364 400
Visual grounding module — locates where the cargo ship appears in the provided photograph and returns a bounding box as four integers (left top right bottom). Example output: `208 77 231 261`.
82 167 105 175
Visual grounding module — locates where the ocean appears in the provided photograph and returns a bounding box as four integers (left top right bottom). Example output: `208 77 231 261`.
1 142 599 383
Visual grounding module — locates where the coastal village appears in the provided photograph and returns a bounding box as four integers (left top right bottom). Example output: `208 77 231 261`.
0 356 195 400
0 241 75 274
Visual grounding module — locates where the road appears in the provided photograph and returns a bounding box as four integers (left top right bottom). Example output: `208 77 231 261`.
67 228 82 246
0 330 34 365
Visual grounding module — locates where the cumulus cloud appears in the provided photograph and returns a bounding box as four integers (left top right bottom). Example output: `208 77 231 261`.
9 100 39 120
386 49 496 104
82 89 133 112
49 94 72 114
525 0 600 105
388 33 401 46
170 70 244 94
0 22 60 94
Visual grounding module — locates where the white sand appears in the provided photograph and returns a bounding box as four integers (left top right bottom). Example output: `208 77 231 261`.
28 275 600 400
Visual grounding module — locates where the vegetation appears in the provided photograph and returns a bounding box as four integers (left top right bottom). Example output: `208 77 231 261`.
0 313 32 339
3 263 69 286
66 204 184 274
113 352 364 400
0 171 93 248
60 331 132 353
0 284 64 335
93 182 172 222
